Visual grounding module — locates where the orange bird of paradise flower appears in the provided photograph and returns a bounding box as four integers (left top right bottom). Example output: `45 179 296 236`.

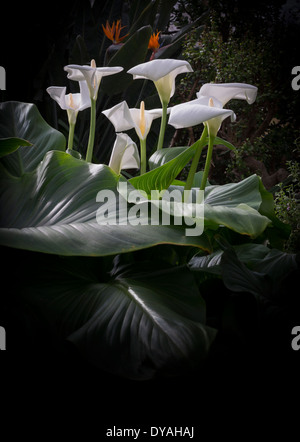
148 31 161 59
102 20 129 44
148 31 161 51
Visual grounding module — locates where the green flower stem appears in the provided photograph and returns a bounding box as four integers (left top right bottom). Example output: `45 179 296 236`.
184 125 208 193
157 101 168 150
85 98 96 163
140 138 147 175
67 122 75 151
200 133 215 191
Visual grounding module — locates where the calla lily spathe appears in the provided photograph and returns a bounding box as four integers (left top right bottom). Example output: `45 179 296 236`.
127 58 193 105
169 82 258 137
64 60 123 100
128 58 192 150
168 97 236 192
102 100 162 140
103 100 163 174
64 60 123 163
171 82 258 192
108 133 140 175
46 81 91 124
168 96 235 137
198 82 258 106
47 81 91 151
195 82 257 136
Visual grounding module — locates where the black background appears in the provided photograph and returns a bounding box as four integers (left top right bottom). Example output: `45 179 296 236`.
1 0 300 437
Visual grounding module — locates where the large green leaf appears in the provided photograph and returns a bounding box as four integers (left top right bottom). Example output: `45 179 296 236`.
220 247 299 298
128 0 160 35
148 137 236 172
189 243 272 274
0 137 32 158
201 175 273 238
149 146 188 171
203 203 271 238
189 243 298 298
153 0 178 34
221 248 272 297
128 173 273 238
20 254 216 379
133 149 266 210
203 174 262 209
149 137 236 170
187 175 275 238
202 175 287 239
0 101 66 176
0 150 211 255
129 141 201 198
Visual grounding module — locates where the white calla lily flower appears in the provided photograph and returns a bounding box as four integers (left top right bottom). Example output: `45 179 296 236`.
102 100 162 140
197 82 258 106
64 60 123 163
103 100 163 174
128 58 192 150
169 97 235 191
170 83 258 191
168 97 235 137
128 58 193 105
46 81 90 124
47 81 91 151
64 59 123 100
108 133 140 175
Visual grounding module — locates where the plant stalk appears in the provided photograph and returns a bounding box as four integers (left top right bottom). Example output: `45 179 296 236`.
85 98 96 163
68 122 75 151
184 125 208 193
157 101 168 150
140 138 147 175
200 133 215 191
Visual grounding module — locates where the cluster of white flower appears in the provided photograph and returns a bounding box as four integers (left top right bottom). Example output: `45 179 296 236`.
47 58 257 186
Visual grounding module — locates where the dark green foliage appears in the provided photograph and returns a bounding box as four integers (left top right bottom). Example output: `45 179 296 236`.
174 4 300 192
0 0 299 381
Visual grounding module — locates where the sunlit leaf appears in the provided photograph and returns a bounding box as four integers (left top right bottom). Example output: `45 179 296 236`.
0 150 211 255
21 254 216 379
0 101 65 176
0 137 32 158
